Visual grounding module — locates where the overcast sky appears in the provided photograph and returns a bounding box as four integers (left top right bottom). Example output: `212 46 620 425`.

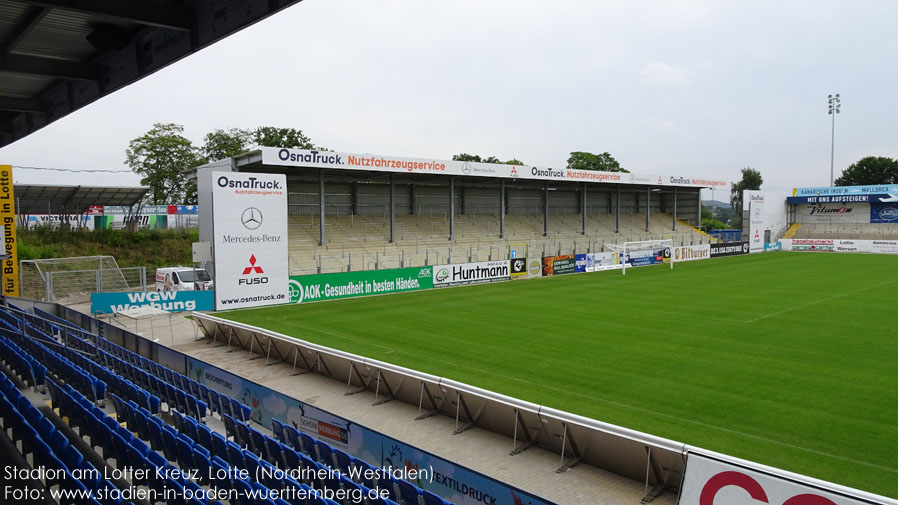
1 0 896 200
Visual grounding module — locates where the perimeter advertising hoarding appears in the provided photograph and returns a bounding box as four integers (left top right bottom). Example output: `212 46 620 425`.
91 290 215 314
671 244 710 262
586 252 621 272
710 241 750 257
781 239 898 254
680 452 872 505
509 258 527 277
433 260 511 287
541 255 575 276
0 165 17 296
786 239 835 252
184 355 555 505
289 267 433 304
212 172 288 310
793 184 898 197
261 147 730 189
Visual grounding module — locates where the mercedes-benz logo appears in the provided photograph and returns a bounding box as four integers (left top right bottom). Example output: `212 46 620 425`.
241 207 263 230
462 162 472 175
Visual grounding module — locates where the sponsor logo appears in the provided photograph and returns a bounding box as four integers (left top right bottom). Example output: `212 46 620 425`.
749 194 765 202
879 207 898 221
241 207 263 230
418 267 431 277
710 241 750 257
435 268 449 282
289 279 303 303
670 176 691 184
278 149 343 165
657 176 663 184
699 471 846 505
461 162 472 175
510 258 526 275
217 175 282 190
510 166 519 178
531 167 565 178
239 255 269 286
743 243 750 254
528 260 540 275
809 205 851 215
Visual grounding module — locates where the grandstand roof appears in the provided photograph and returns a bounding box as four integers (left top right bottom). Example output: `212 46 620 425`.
0 0 303 149
13 184 148 214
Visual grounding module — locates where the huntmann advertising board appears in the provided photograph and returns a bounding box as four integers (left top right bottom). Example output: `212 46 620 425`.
212 172 288 310
433 260 511 287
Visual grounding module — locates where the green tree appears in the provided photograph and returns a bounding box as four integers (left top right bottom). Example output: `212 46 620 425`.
566 151 629 172
835 156 898 186
125 123 203 204
701 205 730 230
202 128 253 162
730 167 763 229
452 153 524 164
253 126 316 149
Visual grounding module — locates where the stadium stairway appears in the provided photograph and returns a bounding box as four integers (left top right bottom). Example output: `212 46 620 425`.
781 223 801 239
0 303 453 505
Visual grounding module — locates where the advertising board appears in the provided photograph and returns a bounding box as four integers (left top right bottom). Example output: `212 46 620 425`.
289 267 433 303
213 172 289 310
541 255 575 276
433 260 511 288
0 165 18 296
91 291 215 314
710 241 750 257
586 252 621 272
680 452 875 505
671 244 710 262
870 202 898 223
510 258 527 277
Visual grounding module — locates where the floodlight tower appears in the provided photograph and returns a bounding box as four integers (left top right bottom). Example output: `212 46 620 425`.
827 93 841 186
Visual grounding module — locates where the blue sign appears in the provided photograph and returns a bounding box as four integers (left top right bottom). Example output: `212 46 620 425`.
90 291 215 314
871 202 898 223
574 254 588 273
177 205 198 214
786 194 885 204
764 241 782 252
793 184 898 197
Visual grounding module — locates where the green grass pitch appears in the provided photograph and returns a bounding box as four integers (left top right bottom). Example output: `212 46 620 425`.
220 252 898 497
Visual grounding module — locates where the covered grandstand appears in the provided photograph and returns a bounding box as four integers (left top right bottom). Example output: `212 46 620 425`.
194 148 728 276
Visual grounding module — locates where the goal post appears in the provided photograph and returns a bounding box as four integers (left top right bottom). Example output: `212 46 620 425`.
606 239 673 275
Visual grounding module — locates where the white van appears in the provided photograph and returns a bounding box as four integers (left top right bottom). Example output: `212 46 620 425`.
155 267 214 292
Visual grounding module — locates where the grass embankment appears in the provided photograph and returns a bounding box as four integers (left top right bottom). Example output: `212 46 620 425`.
17 227 196 268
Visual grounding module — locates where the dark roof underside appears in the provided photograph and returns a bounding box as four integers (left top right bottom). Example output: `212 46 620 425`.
0 0 304 149
14 184 147 214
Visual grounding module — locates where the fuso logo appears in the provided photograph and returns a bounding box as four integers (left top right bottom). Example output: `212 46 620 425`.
510 166 518 177
242 255 264 275
700 471 837 505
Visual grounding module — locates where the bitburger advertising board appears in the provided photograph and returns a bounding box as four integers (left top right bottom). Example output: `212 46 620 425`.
670 244 710 262
433 260 511 288
710 241 750 257
213 172 288 310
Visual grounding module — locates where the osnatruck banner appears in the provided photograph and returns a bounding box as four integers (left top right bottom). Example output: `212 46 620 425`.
90 291 215 314
290 266 433 304
185 355 557 505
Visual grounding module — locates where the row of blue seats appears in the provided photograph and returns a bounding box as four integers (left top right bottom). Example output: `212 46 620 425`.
0 334 47 388
1 372 124 505
93 331 252 423
0 324 107 403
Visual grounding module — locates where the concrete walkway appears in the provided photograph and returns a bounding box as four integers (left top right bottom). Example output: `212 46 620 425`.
71 303 676 505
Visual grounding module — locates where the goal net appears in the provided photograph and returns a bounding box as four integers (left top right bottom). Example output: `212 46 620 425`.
606 239 673 275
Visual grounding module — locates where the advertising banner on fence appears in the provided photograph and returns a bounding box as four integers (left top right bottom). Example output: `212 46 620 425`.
527 258 543 278
871 202 898 223
671 244 710 262
574 254 588 273
872 240 898 254
91 291 215 314
185 355 555 505
510 258 527 277
764 241 782 252
433 260 510 287
625 248 667 267
586 252 621 272
710 241 750 257
289 267 433 303
680 452 873 505
0 165 18 296
212 172 288 310
542 255 576 276
786 239 834 252
793 184 898 197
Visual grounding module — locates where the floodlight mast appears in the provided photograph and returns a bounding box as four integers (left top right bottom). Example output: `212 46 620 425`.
828 93 841 187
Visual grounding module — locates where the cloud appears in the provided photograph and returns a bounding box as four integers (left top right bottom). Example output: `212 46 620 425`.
640 62 688 86
262 394 287 416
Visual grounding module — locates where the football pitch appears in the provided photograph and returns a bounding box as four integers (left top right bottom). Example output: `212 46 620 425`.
220 252 898 498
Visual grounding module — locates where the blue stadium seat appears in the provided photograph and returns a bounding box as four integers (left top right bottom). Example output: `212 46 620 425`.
270 418 285 442
315 439 334 468
397 478 422 505
283 423 301 452
248 427 266 457
333 448 353 475
421 490 450 505
265 436 284 468
211 431 228 462
299 432 317 458
147 416 165 451
235 420 251 450
222 413 237 441
176 432 196 469
227 440 245 469
161 424 180 462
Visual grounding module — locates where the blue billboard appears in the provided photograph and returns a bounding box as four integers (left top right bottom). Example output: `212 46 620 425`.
90 290 215 314
793 184 898 197
871 202 898 223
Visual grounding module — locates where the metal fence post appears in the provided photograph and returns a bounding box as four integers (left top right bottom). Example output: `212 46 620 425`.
140 267 147 291
45 272 54 301
96 269 102 293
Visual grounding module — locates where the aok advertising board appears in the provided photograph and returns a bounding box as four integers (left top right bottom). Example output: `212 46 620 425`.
212 173 288 310
289 267 433 303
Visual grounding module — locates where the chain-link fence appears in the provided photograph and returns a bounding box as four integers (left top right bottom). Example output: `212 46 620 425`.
19 256 146 303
